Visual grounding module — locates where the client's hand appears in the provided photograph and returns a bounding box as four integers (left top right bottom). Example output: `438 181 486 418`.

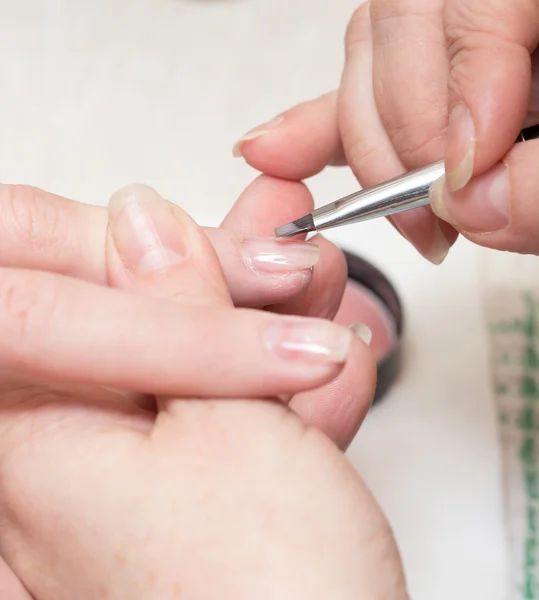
0 184 406 599
1 174 370 446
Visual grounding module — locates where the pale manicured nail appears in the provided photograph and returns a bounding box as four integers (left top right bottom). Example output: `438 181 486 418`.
349 322 372 345
242 237 320 275
108 184 188 274
264 317 352 364
445 103 476 192
430 164 509 233
423 220 451 265
232 115 284 157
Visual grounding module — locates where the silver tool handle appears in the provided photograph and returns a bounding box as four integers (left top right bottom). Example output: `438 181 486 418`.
312 160 445 230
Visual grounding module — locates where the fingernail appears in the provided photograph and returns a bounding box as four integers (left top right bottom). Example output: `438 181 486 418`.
445 103 476 192
108 183 188 274
242 237 320 276
232 115 284 158
389 212 449 266
430 164 509 233
349 322 372 345
264 317 352 364
423 220 451 265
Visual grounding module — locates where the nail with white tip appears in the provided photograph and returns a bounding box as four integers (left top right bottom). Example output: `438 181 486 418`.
349 322 372 345
232 115 285 158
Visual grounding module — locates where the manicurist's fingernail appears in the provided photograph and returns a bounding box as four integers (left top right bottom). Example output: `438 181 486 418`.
423 221 451 266
389 212 450 266
445 103 476 192
232 115 284 157
242 237 320 275
264 317 352 364
108 184 189 274
430 163 509 233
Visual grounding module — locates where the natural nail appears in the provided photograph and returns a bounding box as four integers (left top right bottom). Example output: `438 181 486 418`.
264 317 352 364
423 220 451 265
445 103 476 192
232 115 284 158
242 237 320 276
349 322 372 345
108 184 188 274
389 212 449 265
430 164 509 233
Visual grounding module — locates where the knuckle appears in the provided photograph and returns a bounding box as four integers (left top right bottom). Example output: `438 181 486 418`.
0 184 71 258
370 0 440 31
0 269 59 363
369 0 400 21
375 74 447 166
388 110 447 167
445 0 538 48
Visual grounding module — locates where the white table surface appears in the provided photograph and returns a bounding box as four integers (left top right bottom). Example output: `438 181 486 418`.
0 1 509 597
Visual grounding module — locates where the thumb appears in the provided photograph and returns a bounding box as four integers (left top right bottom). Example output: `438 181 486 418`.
106 183 231 307
443 0 539 191
430 138 539 254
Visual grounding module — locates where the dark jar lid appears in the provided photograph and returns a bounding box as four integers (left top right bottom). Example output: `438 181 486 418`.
341 250 404 404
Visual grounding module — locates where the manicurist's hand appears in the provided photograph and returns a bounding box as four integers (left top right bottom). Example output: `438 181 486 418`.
233 0 539 261
0 183 406 600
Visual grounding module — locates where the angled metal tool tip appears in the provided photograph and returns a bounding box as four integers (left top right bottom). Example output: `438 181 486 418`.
274 214 315 238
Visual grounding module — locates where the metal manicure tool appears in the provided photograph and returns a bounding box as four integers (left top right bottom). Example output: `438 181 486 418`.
275 124 539 239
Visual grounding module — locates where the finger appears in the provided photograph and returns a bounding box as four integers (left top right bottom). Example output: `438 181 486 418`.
290 330 377 451
0 184 315 308
221 175 347 318
229 63 457 266
0 267 354 397
430 138 539 253
222 175 373 449
231 92 346 180
0 184 107 282
269 235 348 321
104 185 338 414
443 0 539 191
370 0 448 168
342 2 458 264
221 174 315 236
105 184 323 311
204 227 319 307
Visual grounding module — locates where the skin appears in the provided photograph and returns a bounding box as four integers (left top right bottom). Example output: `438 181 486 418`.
235 0 539 260
7 0 537 591
0 181 406 598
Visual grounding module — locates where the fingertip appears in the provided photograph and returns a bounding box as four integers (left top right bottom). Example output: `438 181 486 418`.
233 92 343 180
390 208 457 265
269 234 347 321
203 227 319 308
222 175 315 236
232 115 285 159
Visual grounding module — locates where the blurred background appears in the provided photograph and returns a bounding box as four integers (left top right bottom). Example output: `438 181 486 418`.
0 1 509 598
